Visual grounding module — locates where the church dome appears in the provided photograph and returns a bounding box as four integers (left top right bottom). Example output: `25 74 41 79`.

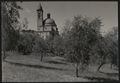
45 18 56 25
44 13 56 26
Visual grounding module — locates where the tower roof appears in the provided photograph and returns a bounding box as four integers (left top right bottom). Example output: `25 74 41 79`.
37 3 43 11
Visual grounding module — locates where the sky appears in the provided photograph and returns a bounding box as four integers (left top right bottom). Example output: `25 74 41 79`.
17 1 118 35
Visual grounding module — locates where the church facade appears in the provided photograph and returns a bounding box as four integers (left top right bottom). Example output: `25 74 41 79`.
37 3 59 39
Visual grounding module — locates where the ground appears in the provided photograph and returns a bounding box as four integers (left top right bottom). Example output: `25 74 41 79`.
2 52 119 82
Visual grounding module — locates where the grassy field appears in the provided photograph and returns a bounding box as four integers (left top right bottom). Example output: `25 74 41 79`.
2 52 119 82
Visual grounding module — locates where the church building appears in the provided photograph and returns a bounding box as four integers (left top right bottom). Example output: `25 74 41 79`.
37 3 59 39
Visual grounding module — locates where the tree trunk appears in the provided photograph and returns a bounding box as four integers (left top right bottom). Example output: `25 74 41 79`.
97 55 106 72
97 62 105 72
3 50 6 61
75 63 79 77
110 63 113 69
41 53 43 62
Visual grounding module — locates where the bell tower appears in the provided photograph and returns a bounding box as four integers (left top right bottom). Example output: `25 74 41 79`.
37 3 43 31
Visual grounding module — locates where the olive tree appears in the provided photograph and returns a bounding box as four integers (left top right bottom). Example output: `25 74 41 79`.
62 15 102 77
32 35 49 61
90 26 118 72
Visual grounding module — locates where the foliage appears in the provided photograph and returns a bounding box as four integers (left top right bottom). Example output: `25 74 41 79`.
1 2 22 50
104 27 118 66
47 35 65 57
1 2 22 61
65 16 102 63
17 32 35 55
33 36 48 54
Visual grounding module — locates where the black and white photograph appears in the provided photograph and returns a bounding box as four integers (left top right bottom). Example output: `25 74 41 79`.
1 1 119 82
